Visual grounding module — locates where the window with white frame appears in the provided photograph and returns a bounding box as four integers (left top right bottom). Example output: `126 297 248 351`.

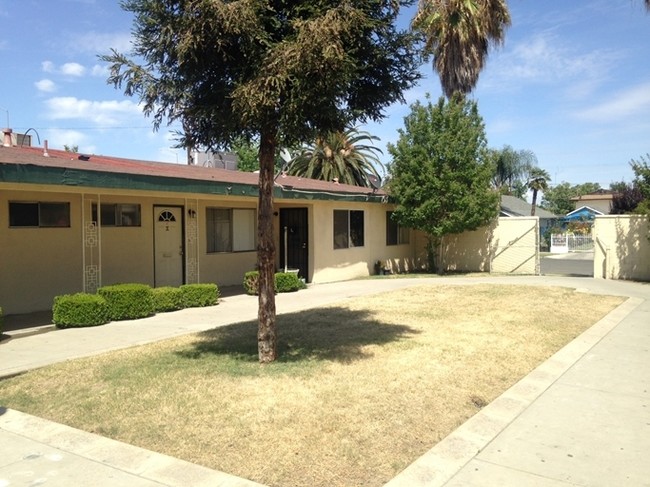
333 209 364 249
206 207 256 253
386 211 410 245
9 201 70 227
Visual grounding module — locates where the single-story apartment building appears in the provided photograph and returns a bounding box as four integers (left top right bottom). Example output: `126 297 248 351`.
1 142 419 315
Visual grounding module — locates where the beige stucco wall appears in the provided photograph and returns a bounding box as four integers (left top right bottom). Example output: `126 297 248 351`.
593 215 650 281
423 217 538 274
1 189 84 314
310 200 419 283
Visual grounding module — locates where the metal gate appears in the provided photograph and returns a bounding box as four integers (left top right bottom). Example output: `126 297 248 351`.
490 217 539 274
440 217 540 275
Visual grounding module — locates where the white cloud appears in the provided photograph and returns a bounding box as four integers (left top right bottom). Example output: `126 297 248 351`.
481 32 622 97
60 62 86 77
34 79 57 93
44 97 143 126
70 32 133 54
91 64 109 77
44 128 94 153
42 60 55 73
573 83 650 123
41 60 87 77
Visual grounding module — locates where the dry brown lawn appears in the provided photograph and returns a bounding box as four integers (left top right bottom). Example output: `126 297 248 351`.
0 284 623 486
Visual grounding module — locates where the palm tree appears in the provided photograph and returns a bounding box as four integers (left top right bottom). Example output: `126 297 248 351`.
413 0 511 98
490 145 537 196
287 128 384 187
527 167 551 216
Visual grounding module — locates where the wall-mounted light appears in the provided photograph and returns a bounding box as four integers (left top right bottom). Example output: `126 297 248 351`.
188 209 197 218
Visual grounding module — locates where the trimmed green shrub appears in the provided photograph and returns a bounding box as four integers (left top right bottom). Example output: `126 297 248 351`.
52 293 110 328
243 271 260 295
275 272 305 293
243 271 306 295
97 283 154 321
152 287 184 312
180 283 220 308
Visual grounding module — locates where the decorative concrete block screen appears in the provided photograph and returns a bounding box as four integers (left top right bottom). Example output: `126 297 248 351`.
593 215 650 281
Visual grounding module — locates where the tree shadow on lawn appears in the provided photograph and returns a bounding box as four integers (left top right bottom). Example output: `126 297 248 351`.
176 306 420 365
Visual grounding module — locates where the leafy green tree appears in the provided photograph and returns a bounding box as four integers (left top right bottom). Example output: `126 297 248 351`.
102 0 420 363
64 144 79 153
541 182 601 215
229 137 292 172
631 154 650 198
629 154 650 215
527 167 551 216
287 128 383 187
413 0 511 98
488 145 537 198
229 137 260 173
387 95 499 271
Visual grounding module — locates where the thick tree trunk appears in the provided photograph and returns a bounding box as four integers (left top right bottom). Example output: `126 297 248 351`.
257 129 277 363
426 235 442 274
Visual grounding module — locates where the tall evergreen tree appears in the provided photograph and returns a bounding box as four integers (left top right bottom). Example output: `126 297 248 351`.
101 0 420 363
388 95 499 271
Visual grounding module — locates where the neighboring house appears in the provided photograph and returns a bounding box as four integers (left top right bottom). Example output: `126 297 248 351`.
570 189 615 214
564 206 603 222
0 143 418 314
499 194 558 236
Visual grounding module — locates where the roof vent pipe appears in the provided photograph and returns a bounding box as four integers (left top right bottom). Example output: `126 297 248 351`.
2 128 12 147
43 140 50 157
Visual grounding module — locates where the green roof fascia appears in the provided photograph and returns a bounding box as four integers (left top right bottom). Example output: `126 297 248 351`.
274 186 386 203
0 163 256 196
0 163 387 203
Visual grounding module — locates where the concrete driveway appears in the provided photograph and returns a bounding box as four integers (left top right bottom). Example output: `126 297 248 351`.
540 251 594 277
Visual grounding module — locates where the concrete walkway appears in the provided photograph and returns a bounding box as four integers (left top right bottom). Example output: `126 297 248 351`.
1 276 649 486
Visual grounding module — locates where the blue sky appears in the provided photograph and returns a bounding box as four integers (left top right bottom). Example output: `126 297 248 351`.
1 0 649 190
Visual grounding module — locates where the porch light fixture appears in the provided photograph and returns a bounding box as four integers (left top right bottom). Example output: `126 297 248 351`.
188 209 197 218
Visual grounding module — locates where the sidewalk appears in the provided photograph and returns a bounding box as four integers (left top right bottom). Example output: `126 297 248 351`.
1 276 649 486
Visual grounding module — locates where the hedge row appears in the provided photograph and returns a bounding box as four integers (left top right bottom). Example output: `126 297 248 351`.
242 271 306 295
52 283 219 329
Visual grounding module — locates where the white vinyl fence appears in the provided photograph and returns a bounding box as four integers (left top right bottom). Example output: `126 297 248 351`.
550 233 594 253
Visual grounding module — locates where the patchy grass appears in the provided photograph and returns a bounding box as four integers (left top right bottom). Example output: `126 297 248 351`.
0 284 623 487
